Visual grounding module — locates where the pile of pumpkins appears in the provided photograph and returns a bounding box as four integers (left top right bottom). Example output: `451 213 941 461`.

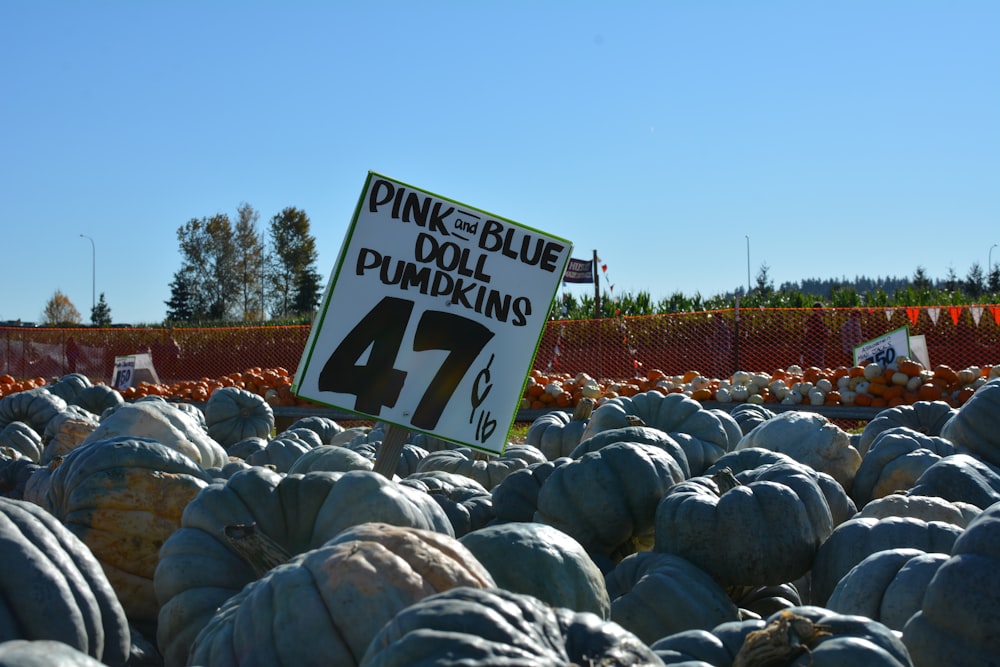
1 365 999 665
523 358 999 411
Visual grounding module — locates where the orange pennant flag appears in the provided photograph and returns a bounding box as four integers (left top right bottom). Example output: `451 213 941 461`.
906 307 920 326
948 306 962 325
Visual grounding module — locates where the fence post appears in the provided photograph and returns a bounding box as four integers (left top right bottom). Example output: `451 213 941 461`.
734 296 741 372
592 249 600 319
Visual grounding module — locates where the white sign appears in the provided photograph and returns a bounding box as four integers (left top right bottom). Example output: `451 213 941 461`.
294 173 573 454
853 326 910 367
908 334 930 370
112 353 159 389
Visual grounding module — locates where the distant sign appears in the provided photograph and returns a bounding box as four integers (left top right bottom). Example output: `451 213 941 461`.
563 257 595 283
112 353 159 389
853 326 910 367
293 172 572 454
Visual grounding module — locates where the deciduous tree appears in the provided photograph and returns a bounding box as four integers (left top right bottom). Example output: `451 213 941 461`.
43 290 81 326
267 207 322 318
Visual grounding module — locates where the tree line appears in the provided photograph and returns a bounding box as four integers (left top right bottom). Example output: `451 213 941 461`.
554 261 1000 320
164 204 323 323
33 224 1000 326
35 203 324 327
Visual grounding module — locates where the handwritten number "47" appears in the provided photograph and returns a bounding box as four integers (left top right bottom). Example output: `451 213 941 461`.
318 296 494 430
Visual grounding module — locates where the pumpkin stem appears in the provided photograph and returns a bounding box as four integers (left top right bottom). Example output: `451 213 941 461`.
624 414 646 427
711 467 742 494
224 523 292 576
733 610 832 667
572 397 595 422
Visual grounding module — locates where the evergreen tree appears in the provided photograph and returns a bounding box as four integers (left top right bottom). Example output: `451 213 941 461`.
965 262 986 298
754 262 774 296
90 292 112 327
912 266 932 290
943 266 960 292
292 266 324 316
165 271 197 322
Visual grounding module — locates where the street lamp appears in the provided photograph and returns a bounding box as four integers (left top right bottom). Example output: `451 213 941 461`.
745 235 751 293
990 243 998 275
80 234 95 315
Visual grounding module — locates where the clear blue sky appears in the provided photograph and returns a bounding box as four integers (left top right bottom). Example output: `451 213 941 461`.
2 1 997 325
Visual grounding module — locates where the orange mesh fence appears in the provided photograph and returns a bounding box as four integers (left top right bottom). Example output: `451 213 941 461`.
537 305 1000 379
2 305 998 387
0 326 311 386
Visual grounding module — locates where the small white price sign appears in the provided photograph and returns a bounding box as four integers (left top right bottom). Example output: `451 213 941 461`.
112 356 136 390
111 352 160 389
293 172 572 454
853 326 910 366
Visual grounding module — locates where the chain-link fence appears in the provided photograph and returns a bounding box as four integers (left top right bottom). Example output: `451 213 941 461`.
2 305 998 386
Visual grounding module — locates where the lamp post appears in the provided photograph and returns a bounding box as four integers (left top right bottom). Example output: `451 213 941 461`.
990 243 997 275
80 234 95 315
745 235 751 293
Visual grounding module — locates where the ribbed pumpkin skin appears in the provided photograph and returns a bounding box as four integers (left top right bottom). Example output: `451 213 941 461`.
650 619 764 666
155 468 453 667
81 400 228 469
31 436 213 635
851 426 956 507
605 551 739 644
402 470 494 538
286 443 375 474
188 523 495 667
906 453 1000 509
204 386 275 447
415 444 546 490
857 492 981 528
286 415 345 444
489 457 571 524
526 409 590 460
902 500 1000 666
729 402 776 436
0 639 110 666
69 384 125 416
809 515 963 606
0 388 67 434
244 433 314 472
570 425 691 479
708 407 744 451
655 461 834 587
858 400 957 455
535 442 686 566
940 378 1000 467
580 391 730 475
0 454 42 499
0 420 43 461
348 441 428 477
735 410 861 493
47 373 93 402
360 586 664 667
826 548 949 631
0 497 130 667
460 521 610 618
41 408 100 464
706 446 792 474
